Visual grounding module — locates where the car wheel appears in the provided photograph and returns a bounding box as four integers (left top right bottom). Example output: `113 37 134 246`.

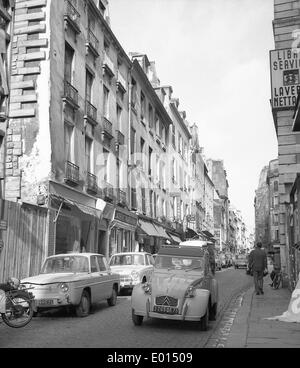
132 309 144 326
107 287 117 307
199 306 209 331
209 303 218 321
75 290 91 318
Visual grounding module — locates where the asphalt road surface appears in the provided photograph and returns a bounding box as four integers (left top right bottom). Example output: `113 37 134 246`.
0 268 253 348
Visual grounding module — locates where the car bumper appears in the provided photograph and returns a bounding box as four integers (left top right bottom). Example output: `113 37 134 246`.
120 280 139 289
148 312 201 322
33 293 73 309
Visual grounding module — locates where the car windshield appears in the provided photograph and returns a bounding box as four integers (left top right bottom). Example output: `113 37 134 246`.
155 255 203 271
41 256 89 274
110 254 145 266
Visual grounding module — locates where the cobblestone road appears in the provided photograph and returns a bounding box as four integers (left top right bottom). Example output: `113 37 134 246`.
0 268 253 348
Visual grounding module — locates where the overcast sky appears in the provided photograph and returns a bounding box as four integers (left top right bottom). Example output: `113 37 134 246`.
109 0 278 231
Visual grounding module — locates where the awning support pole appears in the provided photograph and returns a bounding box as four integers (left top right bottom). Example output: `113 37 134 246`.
53 201 64 224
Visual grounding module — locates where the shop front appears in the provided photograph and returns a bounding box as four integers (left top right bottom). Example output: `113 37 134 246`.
49 181 104 256
108 206 138 258
136 217 171 254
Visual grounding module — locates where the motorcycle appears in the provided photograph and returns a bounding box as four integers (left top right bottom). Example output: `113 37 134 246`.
0 278 35 328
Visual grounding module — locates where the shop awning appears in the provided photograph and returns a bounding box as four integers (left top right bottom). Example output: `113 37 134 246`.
154 224 171 239
138 220 160 237
168 234 182 244
50 194 102 220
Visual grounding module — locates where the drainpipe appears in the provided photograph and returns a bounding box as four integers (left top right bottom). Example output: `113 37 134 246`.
2 4 15 202
128 69 133 252
128 73 132 210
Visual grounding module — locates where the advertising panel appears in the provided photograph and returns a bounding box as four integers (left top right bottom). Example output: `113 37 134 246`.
270 48 300 110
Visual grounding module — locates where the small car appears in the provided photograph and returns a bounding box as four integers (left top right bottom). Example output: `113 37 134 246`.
234 254 248 269
109 252 155 292
131 245 219 331
21 253 120 317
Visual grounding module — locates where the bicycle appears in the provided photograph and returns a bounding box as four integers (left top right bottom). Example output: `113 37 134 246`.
270 270 283 289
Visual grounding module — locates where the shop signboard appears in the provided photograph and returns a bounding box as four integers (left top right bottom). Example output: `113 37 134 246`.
270 48 300 110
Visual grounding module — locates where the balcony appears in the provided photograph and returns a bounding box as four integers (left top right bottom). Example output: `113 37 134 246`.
85 100 98 125
117 71 127 93
63 80 79 110
65 161 80 186
118 189 127 207
87 172 98 194
102 181 114 203
116 130 125 146
64 0 81 34
86 28 99 57
102 117 113 139
103 53 115 77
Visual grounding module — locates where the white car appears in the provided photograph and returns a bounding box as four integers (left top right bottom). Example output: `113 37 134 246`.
21 253 120 317
109 252 155 292
131 245 219 330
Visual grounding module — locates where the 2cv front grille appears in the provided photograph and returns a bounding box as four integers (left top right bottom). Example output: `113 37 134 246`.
155 296 178 307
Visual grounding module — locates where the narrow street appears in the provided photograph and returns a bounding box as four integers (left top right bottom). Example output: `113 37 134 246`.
0 269 253 349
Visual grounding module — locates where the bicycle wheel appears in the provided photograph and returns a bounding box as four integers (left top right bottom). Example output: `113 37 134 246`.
1 292 33 328
273 274 282 289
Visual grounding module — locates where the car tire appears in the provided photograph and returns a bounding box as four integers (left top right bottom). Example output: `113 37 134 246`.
199 306 209 331
209 303 218 321
107 287 117 307
132 309 144 326
75 290 91 318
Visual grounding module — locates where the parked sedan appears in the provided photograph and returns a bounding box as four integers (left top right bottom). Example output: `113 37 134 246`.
131 245 219 331
21 253 120 317
109 252 155 292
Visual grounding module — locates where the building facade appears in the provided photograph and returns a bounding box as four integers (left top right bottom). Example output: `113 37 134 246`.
255 165 270 250
267 159 280 254
269 0 300 286
206 159 230 250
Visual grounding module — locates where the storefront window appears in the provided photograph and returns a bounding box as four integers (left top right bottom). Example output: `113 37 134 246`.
56 215 81 255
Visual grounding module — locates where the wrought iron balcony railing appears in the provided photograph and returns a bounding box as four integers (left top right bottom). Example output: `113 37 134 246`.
87 172 98 194
117 130 125 146
86 28 99 57
63 80 79 109
117 71 127 93
103 53 115 77
64 0 81 34
102 181 114 202
85 100 98 124
118 189 127 207
102 117 113 138
65 161 79 186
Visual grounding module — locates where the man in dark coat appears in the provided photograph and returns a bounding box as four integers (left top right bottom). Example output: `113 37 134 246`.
248 242 268 295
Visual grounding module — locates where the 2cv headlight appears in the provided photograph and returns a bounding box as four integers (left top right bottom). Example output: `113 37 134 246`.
185 286 196 298
142 282 152 295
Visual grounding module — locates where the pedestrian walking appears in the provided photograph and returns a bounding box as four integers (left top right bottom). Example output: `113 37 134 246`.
248 242 268 295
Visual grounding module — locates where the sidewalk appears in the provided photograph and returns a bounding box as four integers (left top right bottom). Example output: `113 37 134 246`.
226 276 300 348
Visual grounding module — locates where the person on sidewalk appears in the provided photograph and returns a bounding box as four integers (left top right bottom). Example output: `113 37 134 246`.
248 242 268 295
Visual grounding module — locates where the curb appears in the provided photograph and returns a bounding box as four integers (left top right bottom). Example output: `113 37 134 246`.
225 287 253 348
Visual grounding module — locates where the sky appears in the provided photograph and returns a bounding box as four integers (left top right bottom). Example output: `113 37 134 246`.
109 0 278 231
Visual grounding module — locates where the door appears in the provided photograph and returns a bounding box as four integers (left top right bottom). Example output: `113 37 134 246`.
97 255 112 299
90 255 104 302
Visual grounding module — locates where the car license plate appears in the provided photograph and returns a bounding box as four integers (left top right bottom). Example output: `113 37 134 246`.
38 299 54 306
153 305 179 315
